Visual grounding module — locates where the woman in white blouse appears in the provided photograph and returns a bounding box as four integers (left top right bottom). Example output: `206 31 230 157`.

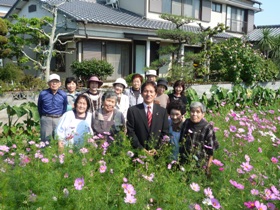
56 94 93 150
113 78 129 120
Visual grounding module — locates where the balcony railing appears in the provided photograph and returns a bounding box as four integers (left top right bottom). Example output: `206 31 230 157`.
226 18 247 33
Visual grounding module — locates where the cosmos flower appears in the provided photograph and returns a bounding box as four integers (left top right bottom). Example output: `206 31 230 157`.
190 183 200 192
74 177 84 190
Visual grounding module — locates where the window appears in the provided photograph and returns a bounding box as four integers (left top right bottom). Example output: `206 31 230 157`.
212 2 222 13
226 6 245 33
28 5 37 13
149 0 201 19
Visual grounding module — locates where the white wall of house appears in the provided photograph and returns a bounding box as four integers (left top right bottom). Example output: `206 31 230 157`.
119 0 145 17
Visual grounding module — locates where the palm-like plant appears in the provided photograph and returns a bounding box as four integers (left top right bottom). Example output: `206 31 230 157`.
258 28 274 58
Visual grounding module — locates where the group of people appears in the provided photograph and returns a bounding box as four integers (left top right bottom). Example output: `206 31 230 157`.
37 71 218 170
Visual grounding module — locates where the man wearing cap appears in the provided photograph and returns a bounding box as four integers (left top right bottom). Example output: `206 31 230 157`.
145 70 157 83
38 74 68 143
83 76 103 113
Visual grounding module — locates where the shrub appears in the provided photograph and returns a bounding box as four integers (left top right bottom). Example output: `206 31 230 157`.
71 59 114 86
0 62 24 83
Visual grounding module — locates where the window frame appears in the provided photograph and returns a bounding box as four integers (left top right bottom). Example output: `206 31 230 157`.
212 2 222 13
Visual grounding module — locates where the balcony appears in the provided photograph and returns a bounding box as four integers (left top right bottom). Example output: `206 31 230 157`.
226 18 247 33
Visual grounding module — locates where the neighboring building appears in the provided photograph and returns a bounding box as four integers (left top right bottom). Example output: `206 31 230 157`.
0 0 16 17
247 25 280 42
5 0 262 81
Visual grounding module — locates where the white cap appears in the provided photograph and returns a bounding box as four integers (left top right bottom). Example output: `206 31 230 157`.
146 70 157 76
113 78 128 88
49 74 60 82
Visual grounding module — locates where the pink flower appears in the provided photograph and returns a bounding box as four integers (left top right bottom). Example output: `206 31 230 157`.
74 177 84 190
271 157 278 163
212 159 224 166
211 198 221 209
237 168 245 174
251 189 259 195
123 177 128 183
142 173 154 182
41 158 49 163
270 185 279 196
258 147 262 153
122 183 136 195
0 145 9 152
99 165 107 173
204 187 214 198
219 167 224 171
190 183 200 192
241 162 253 172
124 194 137 204
254 201 267 210
229 125 237 132
80 148 88 154
229 180 244 190
267 202 276 210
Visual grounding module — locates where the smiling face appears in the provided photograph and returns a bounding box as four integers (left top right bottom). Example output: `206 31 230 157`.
141 84 157 105
114 84 124 95
66 81 77 94
175 85 183 95
190 107 205 123
132 77 141 90
146 75 157 82
103 97 116 113
75 97 88 115
89 81 99 91
170 109 183 124
48 79 61 93
157 85 166 95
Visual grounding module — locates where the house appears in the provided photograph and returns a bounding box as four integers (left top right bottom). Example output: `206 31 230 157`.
247 25 280 42
5 0 262 81
0 0 16 17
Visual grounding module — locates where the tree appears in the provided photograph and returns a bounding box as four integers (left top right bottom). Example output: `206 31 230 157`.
71 59 114 86
150 13 201 82
209 38 278 85
7 0 76 82
0 18 11 58
258 28 274 59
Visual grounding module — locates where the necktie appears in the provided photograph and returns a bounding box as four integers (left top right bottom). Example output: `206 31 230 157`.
147 106 152 127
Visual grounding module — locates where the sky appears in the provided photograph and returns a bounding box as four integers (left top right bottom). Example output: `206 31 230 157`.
254 1 280 26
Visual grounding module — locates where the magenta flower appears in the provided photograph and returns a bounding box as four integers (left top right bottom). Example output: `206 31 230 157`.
74 177 84 190
244 201 255 209
254 201 267 210
241 162 253 172
211 198 221 209
271 157 278 163
190 183 200 192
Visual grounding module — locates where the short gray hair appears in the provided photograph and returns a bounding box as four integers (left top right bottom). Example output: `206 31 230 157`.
101 90 118 102
190 102 206 113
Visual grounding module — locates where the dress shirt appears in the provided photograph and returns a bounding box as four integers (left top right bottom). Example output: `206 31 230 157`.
38 88 67 117
143 103 154 115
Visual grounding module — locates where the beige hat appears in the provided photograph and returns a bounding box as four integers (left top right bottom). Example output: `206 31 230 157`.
113 78 128 88
146 70 157 77
49 74 60 82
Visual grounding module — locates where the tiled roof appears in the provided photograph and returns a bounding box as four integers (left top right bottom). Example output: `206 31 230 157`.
247 25 280 41
0 0 16 6
53 0 233 38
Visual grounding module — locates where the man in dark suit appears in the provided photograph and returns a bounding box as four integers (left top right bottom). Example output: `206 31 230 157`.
127 81 169 154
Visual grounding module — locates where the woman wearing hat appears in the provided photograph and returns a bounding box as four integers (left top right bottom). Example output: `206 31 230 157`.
113 78 129 120
155 78 170 108
83 76 103 113
126 73 144 107
145 70 157 83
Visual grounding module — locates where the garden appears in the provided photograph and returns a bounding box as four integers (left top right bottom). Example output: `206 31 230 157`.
0 86 279 209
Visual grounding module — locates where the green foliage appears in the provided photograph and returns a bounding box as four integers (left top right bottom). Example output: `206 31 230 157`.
0 18 11 58
71 59 114 85
209 38 278 85
0 102 40 138
0 104 280 209
0 63 25 83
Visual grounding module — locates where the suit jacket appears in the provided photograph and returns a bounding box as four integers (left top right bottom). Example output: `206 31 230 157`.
126 103 169 149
